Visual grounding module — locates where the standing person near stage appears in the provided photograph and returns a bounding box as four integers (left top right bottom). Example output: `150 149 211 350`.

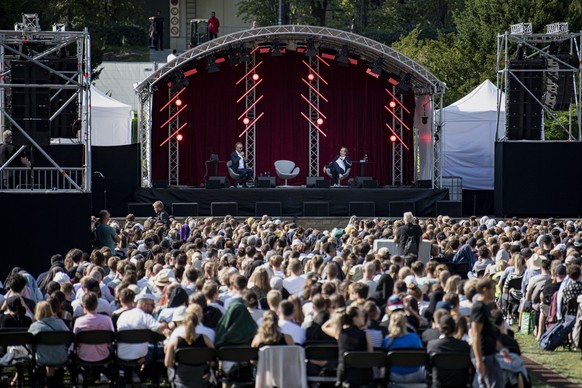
230 142 253 187
152 10 165 50
471 278 504 387
93 210 119 253
208 11 220 40
395 212 423 256
0 130 31 188
153 200 170 228
326 147 352 186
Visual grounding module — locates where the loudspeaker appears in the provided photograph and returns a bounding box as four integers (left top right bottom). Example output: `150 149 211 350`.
255 201 282 216
11 60 51 146
315 180 331 188
362 179 379 189
171 202 199 217
389 201 415 217
416 180 432 188
127 202 153 217
211 202 238 216
303 201 329 216
306 176 326 188
349 201 375 217
436 200 462 217
256 176 275 188
49 57 79 139
505 59 544 140
544 54 577 111
205 176 229 189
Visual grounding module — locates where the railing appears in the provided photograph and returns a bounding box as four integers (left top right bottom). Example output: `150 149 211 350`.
0 167 85 192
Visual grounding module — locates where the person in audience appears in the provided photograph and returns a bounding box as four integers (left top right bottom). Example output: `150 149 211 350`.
382 311 425 383
278 300 306 345
0 295 32 329
251 310 294 348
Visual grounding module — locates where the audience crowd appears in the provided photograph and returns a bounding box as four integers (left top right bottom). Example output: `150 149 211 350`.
2 206 582 387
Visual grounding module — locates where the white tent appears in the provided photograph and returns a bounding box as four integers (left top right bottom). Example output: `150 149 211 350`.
442 80 505 190
91 86 133 146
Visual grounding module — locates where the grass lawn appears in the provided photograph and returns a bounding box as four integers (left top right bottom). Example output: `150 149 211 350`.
515 330 582 385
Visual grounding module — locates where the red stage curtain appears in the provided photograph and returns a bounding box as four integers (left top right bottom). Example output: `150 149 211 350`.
151 51 415 186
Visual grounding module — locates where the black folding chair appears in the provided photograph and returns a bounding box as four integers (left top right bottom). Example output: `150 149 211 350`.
115 329 156 387
74 330 116 385
33 331 75 385
343 351 385 387
0 331 34 387
304 344 338 386
173 348 216 387
216 346 258 387
385 349 429 385
430 352 472 387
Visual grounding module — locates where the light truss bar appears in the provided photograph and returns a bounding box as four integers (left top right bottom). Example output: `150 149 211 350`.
384 105 411 131
159 87 186 112
236 78 263 103
385 88 411 114
301 94 327 119
385 123 409 150
160 122 188 146
302 78 329 102
160 104 188 128
316 55 331 67
239 112 264 138
301 112 327 137
301 60 328 85
236 60 263 85
238 95 264 120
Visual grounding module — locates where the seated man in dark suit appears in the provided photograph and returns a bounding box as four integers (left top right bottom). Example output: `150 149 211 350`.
427 315 471 388
326 146 351 186
230 142 253 187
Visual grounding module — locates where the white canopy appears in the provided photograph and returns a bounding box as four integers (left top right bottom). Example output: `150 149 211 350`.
441 80 505 190
91 86 132 146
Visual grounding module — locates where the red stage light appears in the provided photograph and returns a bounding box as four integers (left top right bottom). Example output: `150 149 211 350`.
307 73 315 81
176 134 183 141
316 118 324 125
175 99 183 107
390 135 397 142
243 117 250 125
389 100 397 109
252 73 260 81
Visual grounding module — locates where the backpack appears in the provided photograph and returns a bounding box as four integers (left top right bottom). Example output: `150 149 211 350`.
546 291 559 325
402 227 418 255
538 314 575 351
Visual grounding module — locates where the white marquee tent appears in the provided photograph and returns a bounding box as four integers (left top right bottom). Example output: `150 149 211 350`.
441 80 505 190
91 86 132 146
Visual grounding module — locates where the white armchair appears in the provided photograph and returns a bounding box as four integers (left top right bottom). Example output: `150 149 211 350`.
274 160 300 186
323 165 351 186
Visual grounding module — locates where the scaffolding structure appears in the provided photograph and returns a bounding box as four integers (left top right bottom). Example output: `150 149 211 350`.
135 25 445 188
0 14 91 192
496 23 582 141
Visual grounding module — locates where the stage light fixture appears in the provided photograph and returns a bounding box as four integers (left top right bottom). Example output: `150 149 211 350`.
252 73 260 81
169 72 189 93
271 39 283 56
336 45 349 66
316 118 324 125
175 99 183 107
228 47 240 66
389 100 397 109
243 117 250 125
305 38 317 57
370 58 383 76
390 135 397 142
239 44 251 62
207 54 220 73
307 73 315 81
176 134 183 141
397 73 412 94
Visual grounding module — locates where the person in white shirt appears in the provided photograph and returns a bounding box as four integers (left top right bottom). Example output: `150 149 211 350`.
283 259 306 296
71 278 113 317
166 49 177 62
278 300 305 345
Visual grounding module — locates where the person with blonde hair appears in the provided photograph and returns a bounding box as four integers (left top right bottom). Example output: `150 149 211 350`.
251 310 293 348
382 311 424 383
28 301 70 385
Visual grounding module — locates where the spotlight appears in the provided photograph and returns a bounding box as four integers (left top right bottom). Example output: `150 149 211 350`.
336 45 349 66
307 73 315 81
271 39 283 56
397 73 412 94
169 72 189 93
207 54 220 73
252 73 260 81
389 100 397 109
228 47 240 66
243 117 250 125
239 44 251 62
176 134 183 141
305 38 317 58
421 116 428 125
175 99 183 107
390 135 397 142
370 58 383 76
316 118 324 125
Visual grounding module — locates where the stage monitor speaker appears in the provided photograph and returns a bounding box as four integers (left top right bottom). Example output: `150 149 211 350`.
416 180 432 188
256 176 275 188
172 202 199 217
306 176 326 188
205 176 229 189
127 202 153 217
255 201 282 216
352 176 372 188
211 202 238 216
505 59 544 140
389 201 415 217
436 201 462 217
315 179 331 189
362 179 379 189
303 201 329 216
349 201 375 217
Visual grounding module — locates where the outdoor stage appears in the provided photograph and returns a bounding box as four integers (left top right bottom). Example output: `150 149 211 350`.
133 186 449 217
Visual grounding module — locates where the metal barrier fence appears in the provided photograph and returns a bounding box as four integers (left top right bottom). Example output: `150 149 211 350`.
0 167 84 192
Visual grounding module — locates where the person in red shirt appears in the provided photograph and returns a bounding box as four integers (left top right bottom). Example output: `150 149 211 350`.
208 11 220 40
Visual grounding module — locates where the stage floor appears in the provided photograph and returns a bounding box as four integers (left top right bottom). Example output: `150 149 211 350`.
134 187 448 217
